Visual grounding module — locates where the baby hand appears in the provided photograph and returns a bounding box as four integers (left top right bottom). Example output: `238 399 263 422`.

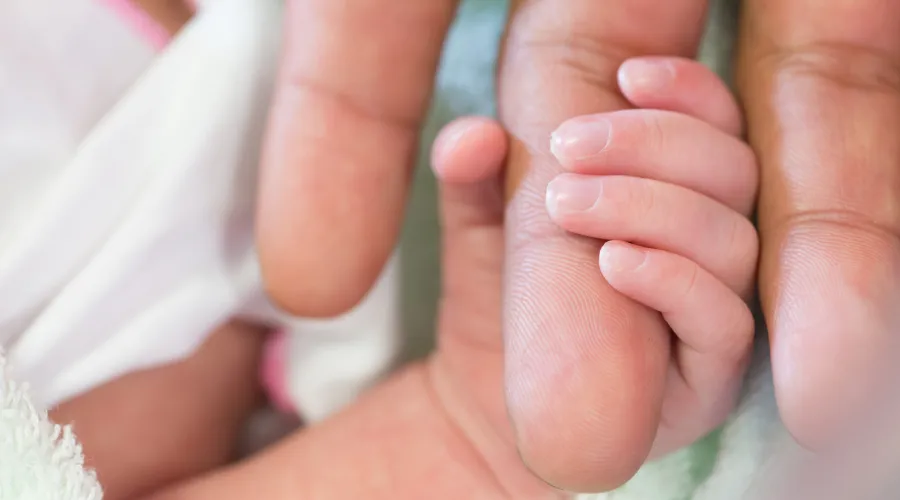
546 56 759 456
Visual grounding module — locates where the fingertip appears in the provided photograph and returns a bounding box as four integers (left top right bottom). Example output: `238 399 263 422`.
431 116 507 184
617 56 743 136
598 241 649 280
617 57 677 101
769 228 900 452
260 251 379 318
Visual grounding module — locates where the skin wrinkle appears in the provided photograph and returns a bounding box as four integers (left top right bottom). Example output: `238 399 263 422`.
759 42 900 95
281 74 422 134
737 0 900 446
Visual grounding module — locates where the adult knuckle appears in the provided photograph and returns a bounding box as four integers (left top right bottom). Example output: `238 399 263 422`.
756 41 900 95
506 5 639 98
283 71 421 134
774 208 900 248
521 35 622 93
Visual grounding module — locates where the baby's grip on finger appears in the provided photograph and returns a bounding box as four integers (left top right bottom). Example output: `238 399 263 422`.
599 240 754 448
599 241 754 362
548 174 758 297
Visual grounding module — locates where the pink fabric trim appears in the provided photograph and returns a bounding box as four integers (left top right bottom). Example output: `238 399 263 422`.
260 330 298 414
98 0 171 50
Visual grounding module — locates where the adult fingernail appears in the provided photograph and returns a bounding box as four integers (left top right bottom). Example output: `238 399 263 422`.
618 57 676 95
600 242 647 273
550 118 611 162
546 175 602 218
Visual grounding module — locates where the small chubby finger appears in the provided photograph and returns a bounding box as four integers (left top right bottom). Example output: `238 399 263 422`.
547 174 758 296
599 240 755 441
431 117 506 333
431 116 508 185
599 241 754 359
550 110 757 214
617 56 743 137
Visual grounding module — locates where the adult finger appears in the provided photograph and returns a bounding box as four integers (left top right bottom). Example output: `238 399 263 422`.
599 241 755 457
499 0 709 491
257 0 459 317
737 0 900 447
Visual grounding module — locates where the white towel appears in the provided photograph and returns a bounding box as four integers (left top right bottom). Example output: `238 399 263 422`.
0 350 102 499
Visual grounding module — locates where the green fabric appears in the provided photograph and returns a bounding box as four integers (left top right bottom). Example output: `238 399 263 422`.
399 1 741 497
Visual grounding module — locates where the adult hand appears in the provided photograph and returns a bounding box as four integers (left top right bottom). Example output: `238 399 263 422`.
256 0 459 316
498 0 711 491
737 0 900 446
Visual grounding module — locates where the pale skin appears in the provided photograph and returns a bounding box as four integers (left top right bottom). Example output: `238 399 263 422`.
86 56 758 498
58 0 900 496
258 0 900 491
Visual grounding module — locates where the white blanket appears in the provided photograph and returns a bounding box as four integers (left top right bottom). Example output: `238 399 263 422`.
1 0 397 420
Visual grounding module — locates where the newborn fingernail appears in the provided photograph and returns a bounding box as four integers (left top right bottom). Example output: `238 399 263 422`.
550 118 611 163
600 242 647 273
546 175 602 218
618 57 676 95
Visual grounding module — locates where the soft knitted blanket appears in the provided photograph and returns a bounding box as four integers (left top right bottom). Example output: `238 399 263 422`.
0 352 103 499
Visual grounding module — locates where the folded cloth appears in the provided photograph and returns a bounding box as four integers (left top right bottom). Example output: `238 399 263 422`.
1 0 398 421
